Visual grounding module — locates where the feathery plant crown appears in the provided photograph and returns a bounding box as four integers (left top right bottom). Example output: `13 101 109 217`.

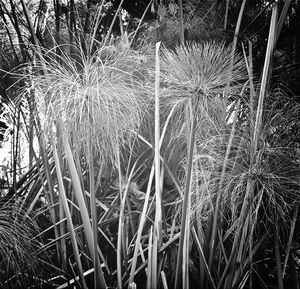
33 43 149 161
160 41 246 101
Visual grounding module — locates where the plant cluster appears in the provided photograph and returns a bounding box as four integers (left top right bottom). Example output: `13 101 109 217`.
0 1 300 289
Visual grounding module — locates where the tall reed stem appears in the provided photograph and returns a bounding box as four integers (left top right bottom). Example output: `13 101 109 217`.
178 0 184 44
174 99 198 289
253 4 278 152
51 128 88 289
152 41 162 288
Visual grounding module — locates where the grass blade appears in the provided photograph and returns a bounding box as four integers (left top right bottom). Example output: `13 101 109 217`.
51 129 87 289
253 3 278 151
178 0 184 44
87 134 101 289
282 205 299 277
192 227 216 289
152 41 162 289
61 128 107 288
174 99 197 289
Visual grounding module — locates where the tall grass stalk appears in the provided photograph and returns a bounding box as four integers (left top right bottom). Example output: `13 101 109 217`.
232 0 247 56
51 129 88 289
61 129 107 288
87 134 101 289
117 158 137 289
147 226 154 289
152 41 162 288
224 0 230 30
128 165 155 285
128 0 154 49
208 99 241 272
276 0 292 42
19 2 67 274
178 0 184 44
103 0 125 46
274 218 284 289
116 143 123 289
174 99 197 289
282 205 299 277
241 41 255 148
253 3 278 152
89 0 105 52
191 227 216 289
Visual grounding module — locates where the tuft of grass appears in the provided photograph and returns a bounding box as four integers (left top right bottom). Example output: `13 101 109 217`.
0 201 45 288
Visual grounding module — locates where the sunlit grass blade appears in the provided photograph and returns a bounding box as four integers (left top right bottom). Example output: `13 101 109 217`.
161 271 169 289
152 41 162 289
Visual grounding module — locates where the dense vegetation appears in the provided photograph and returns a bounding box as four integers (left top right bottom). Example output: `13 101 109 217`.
1 0 300 288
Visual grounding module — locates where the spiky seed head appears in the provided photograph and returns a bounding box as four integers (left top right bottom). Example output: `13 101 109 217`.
160 41 246 105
